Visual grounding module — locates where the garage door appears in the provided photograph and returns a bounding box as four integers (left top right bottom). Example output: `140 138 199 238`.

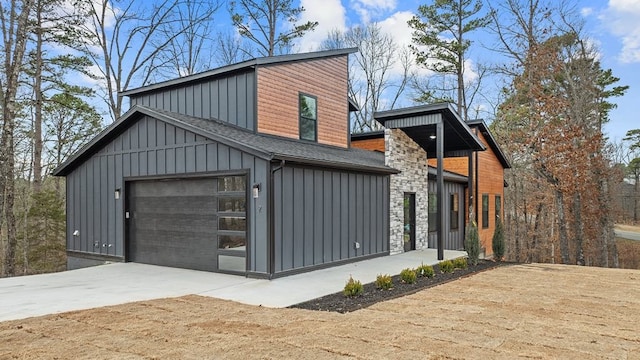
126 176 247 273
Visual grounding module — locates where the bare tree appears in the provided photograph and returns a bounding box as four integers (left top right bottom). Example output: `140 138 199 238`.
0 0 35 276
148 0 221 80
77 0 218 122
230 0 318 57
321 23 413 133
215 30 253 66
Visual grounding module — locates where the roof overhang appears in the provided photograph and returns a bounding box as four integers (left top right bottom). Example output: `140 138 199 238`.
121 48 359 97
466 119 511 169
374 103 485 158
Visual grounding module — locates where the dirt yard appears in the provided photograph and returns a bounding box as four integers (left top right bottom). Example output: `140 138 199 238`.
2 264 639 359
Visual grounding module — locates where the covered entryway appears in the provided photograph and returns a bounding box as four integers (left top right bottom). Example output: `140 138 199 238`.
126 175 247 273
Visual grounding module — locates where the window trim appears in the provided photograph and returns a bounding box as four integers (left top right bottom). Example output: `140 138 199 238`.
495 194 502 222
299 92 318 142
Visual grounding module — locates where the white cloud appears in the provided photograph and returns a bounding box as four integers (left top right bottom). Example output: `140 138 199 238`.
298 0 347 51
350 0 397 23
581 7 594 17
378 10 414 47
600 0 640 63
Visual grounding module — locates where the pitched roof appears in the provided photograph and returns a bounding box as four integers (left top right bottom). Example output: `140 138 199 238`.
466 119 511 169
121 48 359 97
52 106 397 176
427 166 468 184
374 103 486 156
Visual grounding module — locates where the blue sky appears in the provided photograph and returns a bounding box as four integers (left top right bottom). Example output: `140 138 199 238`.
295 0 639 141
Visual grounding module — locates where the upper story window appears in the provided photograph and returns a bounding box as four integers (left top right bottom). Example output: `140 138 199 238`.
299 93 317 141
482 194 489 229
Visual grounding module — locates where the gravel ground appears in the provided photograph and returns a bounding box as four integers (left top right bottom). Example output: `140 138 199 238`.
2 263 639 359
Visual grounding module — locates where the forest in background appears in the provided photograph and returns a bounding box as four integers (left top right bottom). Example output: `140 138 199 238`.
1 0 638 277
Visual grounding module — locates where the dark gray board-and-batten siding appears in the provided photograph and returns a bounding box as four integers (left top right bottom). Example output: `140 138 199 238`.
427 180 465 250
66 113 391 276
273 166 390 273
128 71 256 131
65 115 269 272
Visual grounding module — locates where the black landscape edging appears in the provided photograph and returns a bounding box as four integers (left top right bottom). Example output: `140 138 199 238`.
289 260 509 313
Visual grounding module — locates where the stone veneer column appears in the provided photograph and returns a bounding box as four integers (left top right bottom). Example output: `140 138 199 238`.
385 128 429 254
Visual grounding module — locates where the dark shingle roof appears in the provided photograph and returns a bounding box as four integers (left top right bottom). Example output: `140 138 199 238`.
53 106 396 176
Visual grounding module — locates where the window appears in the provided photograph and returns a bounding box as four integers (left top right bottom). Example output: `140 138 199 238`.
299 93 317 141
495 195 502 222
482 194 489 229
216 175 247 273
428 193 438 232
450 193 459 230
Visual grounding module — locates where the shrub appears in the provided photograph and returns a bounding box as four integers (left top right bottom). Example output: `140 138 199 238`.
492 217 506 261
453 257 468 269
400 268 417 284
375 274 394 290
416 263 435 278
439 260 454 273
343 276 363 297
465 220 480 266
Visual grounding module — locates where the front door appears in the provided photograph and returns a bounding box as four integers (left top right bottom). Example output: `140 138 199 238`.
404 193 416 252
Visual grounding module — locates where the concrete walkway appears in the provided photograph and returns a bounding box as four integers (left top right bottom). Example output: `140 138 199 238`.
0 249 466 322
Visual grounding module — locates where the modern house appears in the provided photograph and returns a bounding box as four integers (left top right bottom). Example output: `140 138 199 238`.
53 48 488 277
352 118 511 255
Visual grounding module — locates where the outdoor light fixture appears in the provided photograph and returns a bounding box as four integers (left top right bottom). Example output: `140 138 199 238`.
252 183 261 199
429 134 437 140
114 188 121 200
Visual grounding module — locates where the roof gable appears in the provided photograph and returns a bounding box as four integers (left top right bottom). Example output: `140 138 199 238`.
53 106 396 176
466 119 511 169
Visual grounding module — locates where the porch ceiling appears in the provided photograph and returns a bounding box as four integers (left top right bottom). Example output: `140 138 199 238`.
374 103 485 157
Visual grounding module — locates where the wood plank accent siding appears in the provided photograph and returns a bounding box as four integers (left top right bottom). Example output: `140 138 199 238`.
351 138 385 152
65 115 270 273
256 56 349 148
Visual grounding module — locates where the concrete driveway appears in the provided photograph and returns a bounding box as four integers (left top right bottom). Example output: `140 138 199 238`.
615 229 640 241
0 249 467 322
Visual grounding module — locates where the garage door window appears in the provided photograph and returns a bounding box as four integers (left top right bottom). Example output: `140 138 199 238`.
217 175 247 273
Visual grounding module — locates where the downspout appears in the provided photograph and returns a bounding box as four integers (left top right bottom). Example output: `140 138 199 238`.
268 159 285 279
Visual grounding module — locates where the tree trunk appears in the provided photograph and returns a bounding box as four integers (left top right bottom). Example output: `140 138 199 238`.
635 173 639 223
573 192 584 266
0 0 35 276
531 201 544 262
33 0 44 192
556 189 570 264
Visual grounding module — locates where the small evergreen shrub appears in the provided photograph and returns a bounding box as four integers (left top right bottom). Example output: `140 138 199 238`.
453 257 468 269
343 276 363 297
465 220 481 266
416 263 435 278
400 268 417 284
492 217 506 261
375 274 394 290
439 259 454 273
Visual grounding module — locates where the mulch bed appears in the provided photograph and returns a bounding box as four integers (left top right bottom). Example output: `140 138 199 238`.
290 260 507 313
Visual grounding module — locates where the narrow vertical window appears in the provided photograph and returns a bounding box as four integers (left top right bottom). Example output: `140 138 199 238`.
450 193 459 230
482 194 489 229
495 195 502 222
299 93 317 141
428 193 438 232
